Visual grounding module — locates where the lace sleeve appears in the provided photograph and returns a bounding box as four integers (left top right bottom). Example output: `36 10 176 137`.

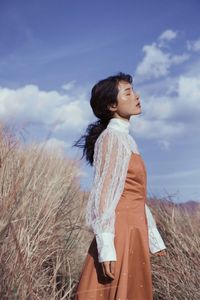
85 129 131 262
145 204 167 253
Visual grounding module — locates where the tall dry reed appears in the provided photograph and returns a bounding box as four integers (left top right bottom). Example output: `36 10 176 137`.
0 123 199 299
148 198 200 299
0 123 87 299
73 196 200 299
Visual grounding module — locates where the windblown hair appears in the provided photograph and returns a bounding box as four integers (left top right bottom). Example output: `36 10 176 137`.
72 72 133 166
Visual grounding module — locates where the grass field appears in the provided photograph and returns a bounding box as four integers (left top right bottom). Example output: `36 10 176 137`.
0 123 199 299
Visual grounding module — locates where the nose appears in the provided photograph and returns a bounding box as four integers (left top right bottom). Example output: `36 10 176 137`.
136 92 140 100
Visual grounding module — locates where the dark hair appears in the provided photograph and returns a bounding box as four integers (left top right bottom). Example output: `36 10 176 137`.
72 72 133 166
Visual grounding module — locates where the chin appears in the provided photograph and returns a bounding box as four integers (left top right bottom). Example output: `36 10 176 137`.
136 111 142 115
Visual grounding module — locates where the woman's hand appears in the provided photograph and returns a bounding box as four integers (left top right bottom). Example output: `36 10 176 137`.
101 261 116 279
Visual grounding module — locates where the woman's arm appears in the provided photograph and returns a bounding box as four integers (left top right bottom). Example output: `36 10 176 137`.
145 204 167 253
85 129 130 263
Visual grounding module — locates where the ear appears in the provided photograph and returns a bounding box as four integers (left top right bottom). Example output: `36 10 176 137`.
107 103 118 112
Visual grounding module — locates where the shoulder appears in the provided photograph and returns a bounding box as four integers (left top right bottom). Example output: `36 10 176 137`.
95 128 120 146
95 128 130 152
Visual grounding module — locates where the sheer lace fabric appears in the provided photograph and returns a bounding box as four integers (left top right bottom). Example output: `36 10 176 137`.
85 126 166 262
85 128 132 236
145 205 166 253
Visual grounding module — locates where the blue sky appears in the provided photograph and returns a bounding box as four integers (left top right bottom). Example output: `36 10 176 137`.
0 0 200 202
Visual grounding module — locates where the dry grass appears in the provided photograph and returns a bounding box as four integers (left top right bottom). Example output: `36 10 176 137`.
73 197 200 300
0 123 88 299
148 198 200 299
0 122 199 299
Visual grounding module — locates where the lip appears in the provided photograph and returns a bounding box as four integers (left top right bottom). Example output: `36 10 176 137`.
136 103 141 107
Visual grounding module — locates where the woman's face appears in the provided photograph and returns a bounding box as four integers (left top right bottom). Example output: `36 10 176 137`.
109 80 141 119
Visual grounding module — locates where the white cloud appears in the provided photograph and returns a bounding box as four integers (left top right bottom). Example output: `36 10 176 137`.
43 138 70 149
159 29 177 41
54 99 89 132
170 53 190 64
136 43 170 78
141 96 174 120
0 84 91 133
135 29 190 80
136 43 189 79
187 38 200 52
130 74 200 148
1 74 199 154
0 45 200 157
37 137 70 156
175 75 200 123
178 75 200 106
130 117 185 140
61 80 76 91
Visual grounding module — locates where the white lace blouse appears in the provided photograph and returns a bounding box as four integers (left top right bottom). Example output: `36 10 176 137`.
85 117 166 263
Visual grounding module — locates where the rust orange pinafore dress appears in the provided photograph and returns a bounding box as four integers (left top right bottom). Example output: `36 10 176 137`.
73 152 153 300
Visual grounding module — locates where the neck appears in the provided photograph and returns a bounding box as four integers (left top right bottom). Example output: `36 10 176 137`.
107 117 130 134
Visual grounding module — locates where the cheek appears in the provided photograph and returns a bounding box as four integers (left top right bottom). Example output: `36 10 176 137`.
117 96 134 112
118 101 132 112
120 95 128 101
120 96 130 106
120 96 133 107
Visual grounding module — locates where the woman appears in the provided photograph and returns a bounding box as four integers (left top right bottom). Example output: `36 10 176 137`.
72 72 166 299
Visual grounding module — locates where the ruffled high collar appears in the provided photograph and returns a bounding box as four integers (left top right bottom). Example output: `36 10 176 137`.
107 118 130 134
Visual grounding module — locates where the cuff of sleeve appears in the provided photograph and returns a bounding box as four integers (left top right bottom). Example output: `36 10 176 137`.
95 232 117 263
149 227 167 254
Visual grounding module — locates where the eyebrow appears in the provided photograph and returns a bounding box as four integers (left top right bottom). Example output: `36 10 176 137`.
120 87 133 93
